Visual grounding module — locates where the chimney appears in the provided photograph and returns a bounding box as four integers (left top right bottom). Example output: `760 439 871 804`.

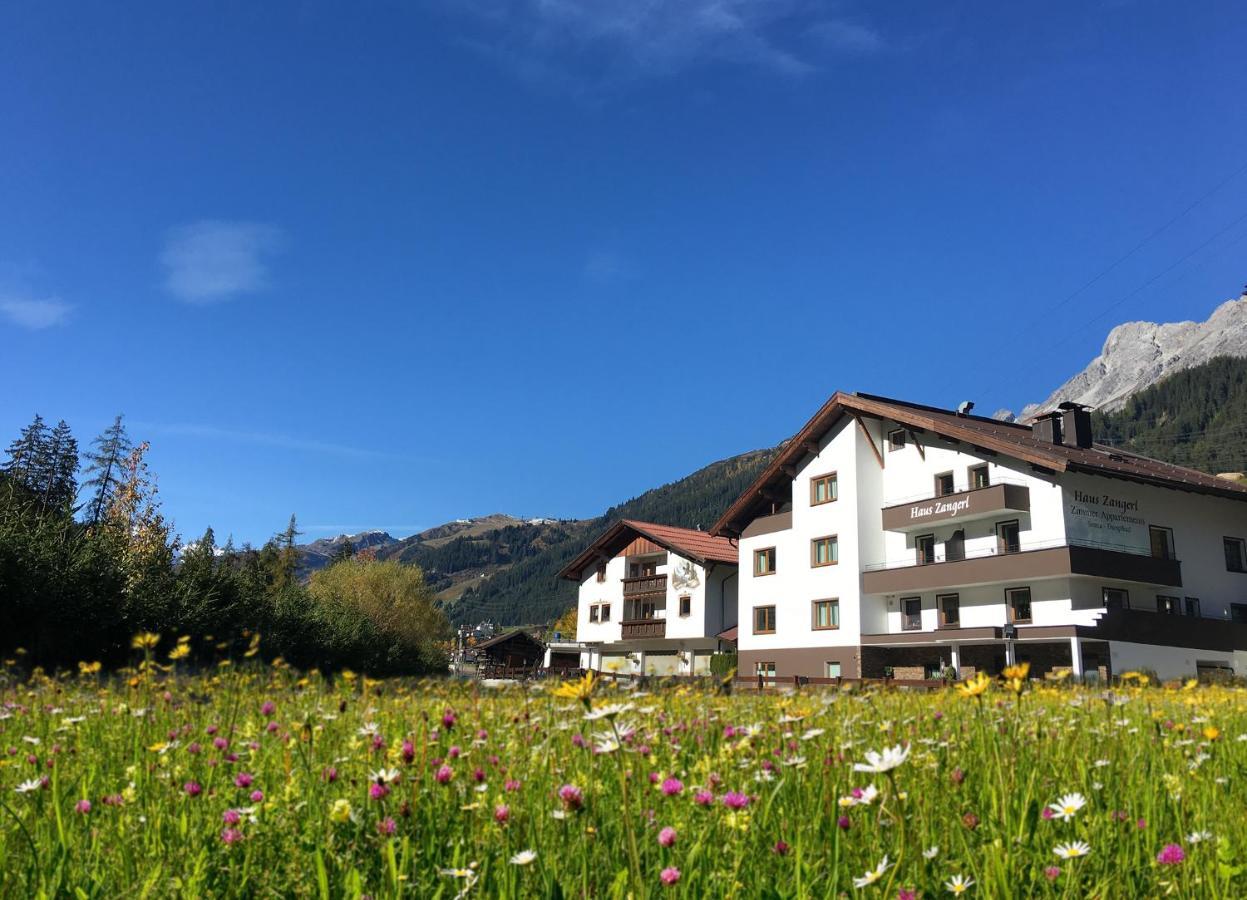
1031 411 1063 445
1058 402 1093 449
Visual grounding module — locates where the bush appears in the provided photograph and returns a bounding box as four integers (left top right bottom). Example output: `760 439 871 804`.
306 557 452 675
709 652 737 677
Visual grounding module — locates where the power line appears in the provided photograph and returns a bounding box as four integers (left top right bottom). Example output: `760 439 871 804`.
1022 158 1247 330
1054 207 1247 350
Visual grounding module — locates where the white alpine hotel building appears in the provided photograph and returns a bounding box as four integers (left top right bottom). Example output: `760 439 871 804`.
559 520 739 676
709 392 1247 682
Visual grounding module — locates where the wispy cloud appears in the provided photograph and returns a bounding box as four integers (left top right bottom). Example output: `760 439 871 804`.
161 221 284 304
0 296 72 329
445 1 887 87
583 248 635 284
808 19 885 55
130 422 421 462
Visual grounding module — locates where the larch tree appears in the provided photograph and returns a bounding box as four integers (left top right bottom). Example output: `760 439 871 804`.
83 414 132 526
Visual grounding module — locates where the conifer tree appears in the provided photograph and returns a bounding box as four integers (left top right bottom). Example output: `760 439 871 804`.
83 414 132 526
331 535 356 564
44 420 78 509
3 414 49 492
271 514 302 590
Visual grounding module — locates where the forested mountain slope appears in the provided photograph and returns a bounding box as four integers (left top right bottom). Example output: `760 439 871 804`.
449 449 776 626
1092 356 1247 475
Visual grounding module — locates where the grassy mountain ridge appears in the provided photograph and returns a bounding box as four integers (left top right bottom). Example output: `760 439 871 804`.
378 517 580 603
449 448 777 627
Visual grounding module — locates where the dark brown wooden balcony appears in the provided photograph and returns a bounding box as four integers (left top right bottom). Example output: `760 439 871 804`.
620 618 666 640
881 483 1030 532
622 574 667 598
862 542 1182 593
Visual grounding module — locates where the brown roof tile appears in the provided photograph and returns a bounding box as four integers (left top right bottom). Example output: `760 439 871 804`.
558 519 738 581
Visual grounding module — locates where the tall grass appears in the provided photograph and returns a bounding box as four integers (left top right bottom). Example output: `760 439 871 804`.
1 655 1243 898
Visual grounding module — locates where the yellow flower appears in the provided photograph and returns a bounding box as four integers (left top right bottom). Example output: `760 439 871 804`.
329 798 353 823
955 671 991 698
1183 678 1200 691
552 671 598 705
1002 662 1030 681
78 661 102 675
168 644 191 661
130 633 161 650
1203 726 1221 742
244 633 262 658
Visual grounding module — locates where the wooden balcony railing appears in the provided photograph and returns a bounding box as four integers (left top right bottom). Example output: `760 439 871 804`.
622 574 667 598
620 618 666 640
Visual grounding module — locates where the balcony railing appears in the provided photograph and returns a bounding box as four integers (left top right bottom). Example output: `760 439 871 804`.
620 618 666 640
862 539 1182 593
622 574 667 598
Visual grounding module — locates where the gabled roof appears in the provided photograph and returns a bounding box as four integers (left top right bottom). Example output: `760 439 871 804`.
558 519 738 582
474 628 544 651
712 391 1247 537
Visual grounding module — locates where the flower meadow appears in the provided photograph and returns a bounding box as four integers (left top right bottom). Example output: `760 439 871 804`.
2 655 1247 898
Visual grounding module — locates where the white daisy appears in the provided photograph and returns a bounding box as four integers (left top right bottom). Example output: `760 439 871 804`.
1187 830 1213 844
583 703 633 722
923 845 940 860
852 855 891 888
509 850 537 865
853 743 911 774
1053 841 1091 859
1048 793 1086 821
14 779 43 794
945 874 974 894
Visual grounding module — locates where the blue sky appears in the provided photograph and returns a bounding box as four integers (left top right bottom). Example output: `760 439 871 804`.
2 1 1245 545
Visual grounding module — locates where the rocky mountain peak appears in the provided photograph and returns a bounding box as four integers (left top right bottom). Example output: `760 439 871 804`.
997 290 1247 421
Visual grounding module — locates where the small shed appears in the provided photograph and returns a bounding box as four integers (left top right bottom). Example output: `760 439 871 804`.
474 629 545 676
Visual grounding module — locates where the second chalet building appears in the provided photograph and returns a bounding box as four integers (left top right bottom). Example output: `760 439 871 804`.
559 520 739 675
711 392 1247 682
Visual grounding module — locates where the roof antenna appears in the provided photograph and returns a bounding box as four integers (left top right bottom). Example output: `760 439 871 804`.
956 401 975 417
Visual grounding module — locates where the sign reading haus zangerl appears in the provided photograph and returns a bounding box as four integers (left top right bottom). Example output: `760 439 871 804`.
908 496 972 520
1065 484 1147 547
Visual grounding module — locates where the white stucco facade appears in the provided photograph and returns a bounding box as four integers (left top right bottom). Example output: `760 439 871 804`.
566 526 738 676
733 400 1247 681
